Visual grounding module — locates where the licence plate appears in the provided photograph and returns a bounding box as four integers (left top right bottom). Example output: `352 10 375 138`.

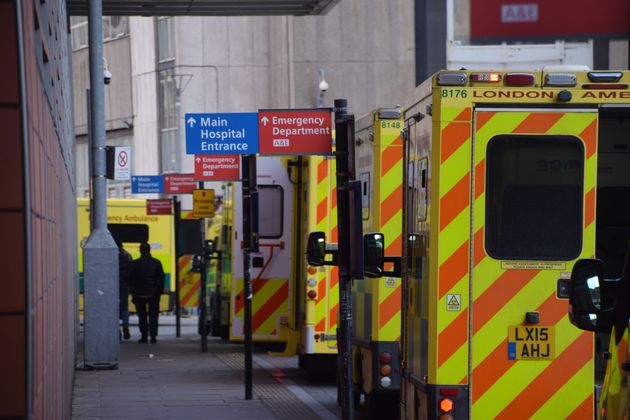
507 326 555 360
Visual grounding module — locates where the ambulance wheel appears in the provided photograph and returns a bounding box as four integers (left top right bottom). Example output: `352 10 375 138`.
353 385 361 408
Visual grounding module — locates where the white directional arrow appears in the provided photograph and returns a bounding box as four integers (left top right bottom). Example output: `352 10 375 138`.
261 116 269 126
187 116 197 127
195 157 201 163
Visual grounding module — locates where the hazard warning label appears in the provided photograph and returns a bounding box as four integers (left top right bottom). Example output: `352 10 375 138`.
446 294 461 312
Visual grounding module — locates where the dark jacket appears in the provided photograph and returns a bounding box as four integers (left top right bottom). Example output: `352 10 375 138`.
119 248 133 291
131 254 165 298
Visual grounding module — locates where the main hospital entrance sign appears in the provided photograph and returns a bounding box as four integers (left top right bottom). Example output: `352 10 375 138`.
185 109 332 157
185 113 259 154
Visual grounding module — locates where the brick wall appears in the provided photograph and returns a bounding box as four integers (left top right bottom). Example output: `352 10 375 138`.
0 0 77 418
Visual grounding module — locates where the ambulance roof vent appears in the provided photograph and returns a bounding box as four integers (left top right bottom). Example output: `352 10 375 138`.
543 65 591 71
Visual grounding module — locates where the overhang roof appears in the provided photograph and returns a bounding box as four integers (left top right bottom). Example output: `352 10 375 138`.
66 0 339 16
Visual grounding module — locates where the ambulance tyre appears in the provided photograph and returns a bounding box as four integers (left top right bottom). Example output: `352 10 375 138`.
298 354 305 369
366 392 398 418
219 302 230 340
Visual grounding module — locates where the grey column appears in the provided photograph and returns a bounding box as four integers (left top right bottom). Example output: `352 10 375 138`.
83 0 119 369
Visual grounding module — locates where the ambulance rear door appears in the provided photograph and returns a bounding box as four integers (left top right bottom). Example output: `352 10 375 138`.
469 108 597 418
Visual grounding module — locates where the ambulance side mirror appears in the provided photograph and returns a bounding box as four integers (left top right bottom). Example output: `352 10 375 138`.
307 232 327 266
569 259 616 332
364 233 384 278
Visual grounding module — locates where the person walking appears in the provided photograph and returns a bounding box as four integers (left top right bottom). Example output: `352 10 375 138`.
130 242 165 343
116 239 133 340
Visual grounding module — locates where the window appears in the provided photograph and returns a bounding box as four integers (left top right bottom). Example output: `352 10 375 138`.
485 135 584 260
157 16 175 63
159 69 178 173
70 16 129 51
258 185 283 238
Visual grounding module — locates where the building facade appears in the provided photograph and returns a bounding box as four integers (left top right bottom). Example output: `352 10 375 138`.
71 1 416 199
0 0 77 418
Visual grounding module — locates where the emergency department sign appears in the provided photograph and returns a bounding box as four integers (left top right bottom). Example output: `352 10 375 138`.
258 109 333 155
185 113 259 155
194 155 240 181
164 174 197 194
146 199 172 215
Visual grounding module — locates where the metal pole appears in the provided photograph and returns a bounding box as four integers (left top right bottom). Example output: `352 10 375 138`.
173 196 181 338
293 157 304 330
83 0 119 369
175 86 182 173
199 182 208 352
87 89 93 232
334 99 354 420
242 154 256 400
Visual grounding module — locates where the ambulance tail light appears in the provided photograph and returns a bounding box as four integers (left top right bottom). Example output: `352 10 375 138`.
439 398 454 413
582 83 629 89
436 73 468 86
378 351 392 388
307 290 317 300
439 388 460 396
470 72 501 83
544 73 577 87
379 364 392 376
504 73 535 86
588 72 623 83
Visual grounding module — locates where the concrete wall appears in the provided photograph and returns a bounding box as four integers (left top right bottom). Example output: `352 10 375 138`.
271 0 416 117
0 0 77 418
72 2 416 203
73 37 134 136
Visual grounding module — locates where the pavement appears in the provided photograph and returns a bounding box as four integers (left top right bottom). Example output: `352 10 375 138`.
72 316 341 420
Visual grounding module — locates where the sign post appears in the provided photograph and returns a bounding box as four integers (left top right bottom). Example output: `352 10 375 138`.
241 154 257 400
334 99 359 420
173 196 182 338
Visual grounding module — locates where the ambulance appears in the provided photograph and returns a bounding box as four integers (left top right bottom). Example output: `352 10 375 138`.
363 69 630 418
350 108 404 405
216 155 339 372
77 198 176 312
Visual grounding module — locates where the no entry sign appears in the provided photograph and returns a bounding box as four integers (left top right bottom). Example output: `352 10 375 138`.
258 109 333 155
194 155 241 181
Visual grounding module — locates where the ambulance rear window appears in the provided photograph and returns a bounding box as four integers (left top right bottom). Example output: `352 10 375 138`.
485 135 584 260
258 184 283 239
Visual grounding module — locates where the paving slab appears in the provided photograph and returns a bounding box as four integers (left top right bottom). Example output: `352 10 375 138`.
72 316 341 420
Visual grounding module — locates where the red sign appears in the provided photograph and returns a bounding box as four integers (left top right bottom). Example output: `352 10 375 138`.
146 199 172 215
164 174 197 194
471 0 630 41
258 109 333 155
194 154 241 181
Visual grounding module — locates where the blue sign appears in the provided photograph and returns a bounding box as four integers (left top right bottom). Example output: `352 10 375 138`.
131 175 164 194
185 113 259 155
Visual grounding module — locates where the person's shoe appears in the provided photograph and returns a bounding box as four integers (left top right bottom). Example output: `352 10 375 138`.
138 337 148 343
123 325 131 340
150 337 157 344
